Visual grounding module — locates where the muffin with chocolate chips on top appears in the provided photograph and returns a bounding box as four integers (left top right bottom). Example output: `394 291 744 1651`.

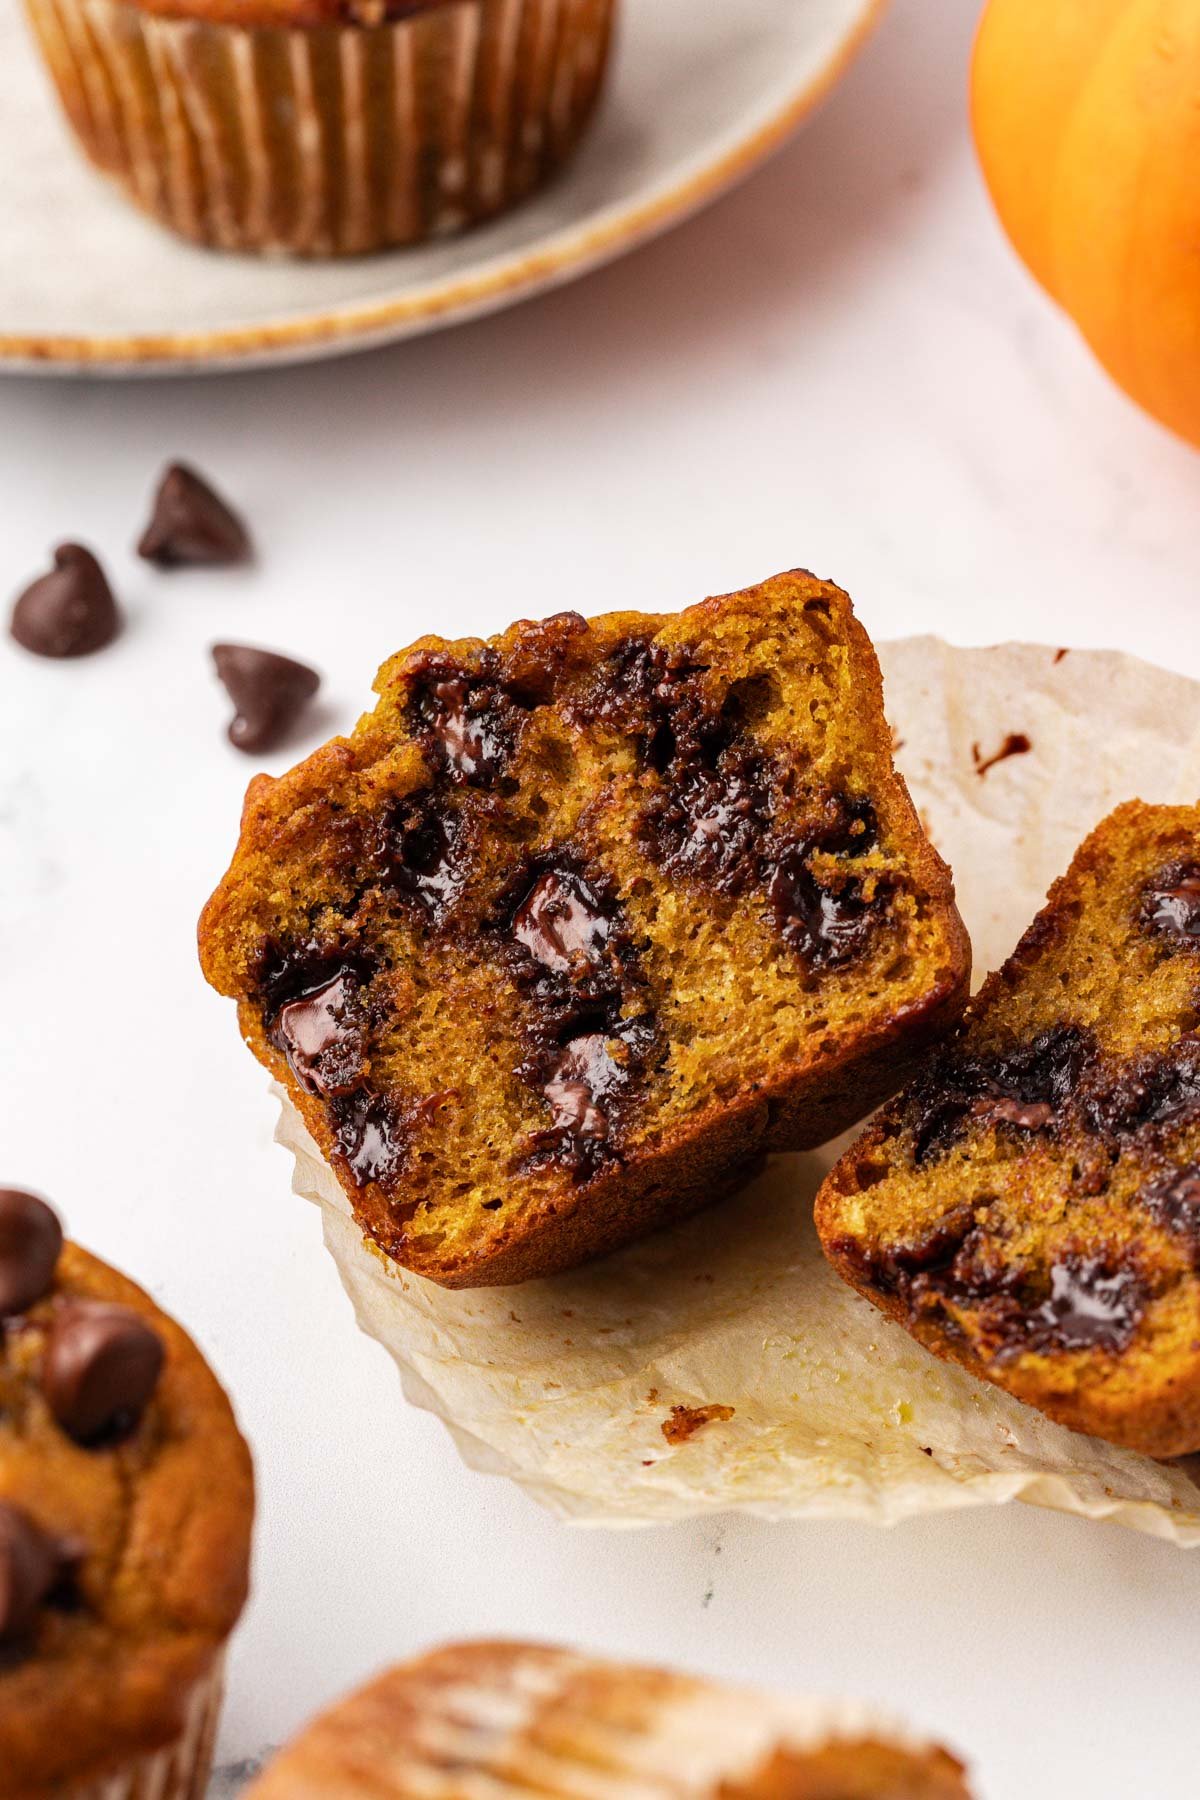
0 1189 253 1800
818 800 1200 1458
200 570 970 1288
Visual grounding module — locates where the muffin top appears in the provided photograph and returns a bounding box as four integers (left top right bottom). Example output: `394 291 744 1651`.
245 1641 973 1800
0 1190 254 1799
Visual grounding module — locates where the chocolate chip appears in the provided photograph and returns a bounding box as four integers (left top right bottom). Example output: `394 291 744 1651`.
275 970 365 1097
212 643 320 754
1090 1038 1200 1137
766 848 879 968
1022 1257 1145 1355
907 1025 1091 1166
138 463 251 568
543 1033 619 1141
0 1504 59 1645
42 1301 164 1446
0 1190 63 1319
10 545 120 659
845 1203 979 1299
513 869 614 975
521 1014 660 1178
1140 1163 1200 1262
424 677 510 784
988 1098 1055 1131
405 654 526 789
382 798 467 924
328 1090 409 1189
1141 862 1200 946
644 755 769 891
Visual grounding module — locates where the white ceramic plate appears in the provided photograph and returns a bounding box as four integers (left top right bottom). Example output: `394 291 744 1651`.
0 0 885 374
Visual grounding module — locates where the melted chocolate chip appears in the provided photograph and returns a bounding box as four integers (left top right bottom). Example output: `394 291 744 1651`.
1140 1163 1200 1264
328 1090 409 1189
1087 1038 1200 1139
512 868 614 975
566 636 697 737
643 751 770 891
522 1015 659 1178
1017 1257 1145 1356
212 643 320 754
847 1203 979 1299
0 1190 62 1318
989 1098 1055 1130
42 1301 164 1446
496 847 658 1174
542 1033 622 1141
275 970 366 1098
256 940 371 1014
765 847 879 968
10 545 119 658
406 654 523 788
906 1025 1092 1166
853 1211 1145 1360
606 635 887 963
382 797 467 925
138 463 251 568
1141 862 1200 947
0 1504 59 1646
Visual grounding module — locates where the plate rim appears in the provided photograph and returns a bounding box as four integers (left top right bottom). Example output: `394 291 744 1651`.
0 0 887 374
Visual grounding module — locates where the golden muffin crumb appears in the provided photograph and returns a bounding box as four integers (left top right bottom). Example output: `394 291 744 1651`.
817 800 1200 1458
201 571 969 1287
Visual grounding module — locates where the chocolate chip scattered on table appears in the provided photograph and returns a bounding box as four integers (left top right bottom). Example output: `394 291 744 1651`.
9 544 120 658
138 462 252 568
212 642 321 753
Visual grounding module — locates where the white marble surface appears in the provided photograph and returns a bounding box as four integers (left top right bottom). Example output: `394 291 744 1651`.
1 3 1198 1797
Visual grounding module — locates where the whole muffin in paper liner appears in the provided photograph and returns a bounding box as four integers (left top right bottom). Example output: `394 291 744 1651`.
244 1640 974 1800
21 0 616 254
0 1205 253 1799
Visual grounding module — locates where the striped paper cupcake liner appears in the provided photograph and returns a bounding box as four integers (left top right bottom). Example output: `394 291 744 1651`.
71 1652 225 1800
23 0 616 254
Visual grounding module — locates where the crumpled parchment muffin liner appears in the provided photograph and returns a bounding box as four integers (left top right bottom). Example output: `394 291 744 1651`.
276 639 1200 1541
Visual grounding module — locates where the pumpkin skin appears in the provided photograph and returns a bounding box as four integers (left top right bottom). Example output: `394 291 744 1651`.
972 0 1200 447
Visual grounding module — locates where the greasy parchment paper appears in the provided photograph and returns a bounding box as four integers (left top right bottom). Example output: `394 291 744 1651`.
276 640 1200 1539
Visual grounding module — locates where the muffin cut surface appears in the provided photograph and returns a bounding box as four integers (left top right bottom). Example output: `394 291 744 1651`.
245 1640 973 1800
817 801 1200 1459
200 572 969 1287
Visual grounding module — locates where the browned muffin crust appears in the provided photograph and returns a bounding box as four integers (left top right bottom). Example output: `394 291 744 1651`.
817 801 1200 1459
200 572 970 1288
0 1239 254 1799
245 1641 973 1800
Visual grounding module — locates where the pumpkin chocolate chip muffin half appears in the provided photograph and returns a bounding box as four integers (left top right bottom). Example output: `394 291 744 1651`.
0 1189 254 1800
200 569 971 1288
22 0 617 254
817 800 1200 1459
244 1640 975 1800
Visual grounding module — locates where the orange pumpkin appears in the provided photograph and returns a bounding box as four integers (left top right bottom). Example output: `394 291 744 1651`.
972 0 1200 447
